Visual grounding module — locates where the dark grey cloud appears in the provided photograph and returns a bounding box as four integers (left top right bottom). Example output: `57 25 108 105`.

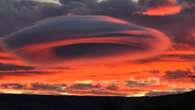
163 69 194 80
0 70 52 76
0 82 66 92
57 0 195 47
61 1 96 15
106 82 118 90
0 0 193 40
126 80 154 87
0 83 26 89
30 83 66 91
127 13 195 46
0 0 61 37
164 54 195 61
98 0 139 17
59 0 138 16
70 83 101 90
0 63 34 71
138 54 195 63
58 0 195 17
143 0 177 7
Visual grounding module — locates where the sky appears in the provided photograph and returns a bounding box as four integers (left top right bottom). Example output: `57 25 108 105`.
0 0 194 97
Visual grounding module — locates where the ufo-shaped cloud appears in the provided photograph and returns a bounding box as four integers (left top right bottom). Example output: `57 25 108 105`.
2 16 171 66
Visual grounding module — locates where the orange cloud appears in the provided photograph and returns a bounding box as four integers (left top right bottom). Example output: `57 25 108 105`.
142 5 183 16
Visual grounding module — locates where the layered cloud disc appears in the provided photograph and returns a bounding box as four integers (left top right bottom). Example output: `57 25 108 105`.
2 16 171 66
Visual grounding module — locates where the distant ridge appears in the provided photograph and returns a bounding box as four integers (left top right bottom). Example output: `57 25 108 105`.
0 90 194 110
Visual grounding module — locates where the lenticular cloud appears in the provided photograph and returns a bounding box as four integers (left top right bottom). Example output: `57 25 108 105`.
2 16 171 66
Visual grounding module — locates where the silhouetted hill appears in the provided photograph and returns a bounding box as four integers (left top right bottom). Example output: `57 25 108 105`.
0 91 194 110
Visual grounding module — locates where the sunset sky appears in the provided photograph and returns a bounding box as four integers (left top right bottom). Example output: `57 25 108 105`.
0 0 194 97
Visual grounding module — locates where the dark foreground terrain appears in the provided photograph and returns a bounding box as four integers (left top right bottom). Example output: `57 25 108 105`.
0 91 194 110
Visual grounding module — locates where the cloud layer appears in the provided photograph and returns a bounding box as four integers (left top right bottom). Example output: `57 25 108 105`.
2 16 171 66
0 0 194 97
